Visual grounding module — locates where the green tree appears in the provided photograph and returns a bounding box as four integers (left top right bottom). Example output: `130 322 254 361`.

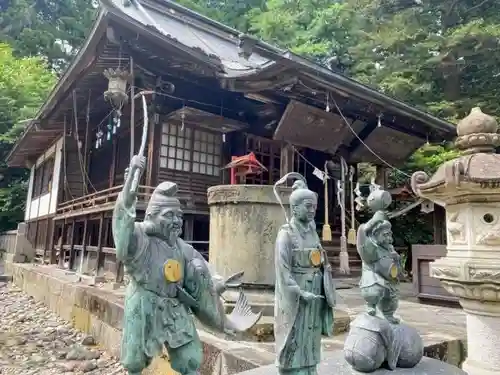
249 0 357 72
0 43 56 230
0 0 98 70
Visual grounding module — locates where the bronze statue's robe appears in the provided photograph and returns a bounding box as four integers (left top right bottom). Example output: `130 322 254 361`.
274 219 336 373
113 195 200 373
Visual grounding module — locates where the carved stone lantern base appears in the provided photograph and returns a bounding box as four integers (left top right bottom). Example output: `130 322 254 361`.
413 107 500 375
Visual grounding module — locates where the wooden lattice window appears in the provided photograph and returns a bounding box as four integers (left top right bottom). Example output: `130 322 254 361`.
245 135 306 185
160 123 222 177
32 157 54 199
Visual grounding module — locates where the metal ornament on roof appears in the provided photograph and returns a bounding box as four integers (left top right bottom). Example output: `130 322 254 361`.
103 67 131 109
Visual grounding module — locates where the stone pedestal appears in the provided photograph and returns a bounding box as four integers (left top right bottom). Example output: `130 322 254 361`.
235 350 467 375
207 184 291 315
412 107 500 375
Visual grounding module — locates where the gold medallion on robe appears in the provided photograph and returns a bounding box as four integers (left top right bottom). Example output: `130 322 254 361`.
310 249 322 267
390 264 398 279
164 259 182 283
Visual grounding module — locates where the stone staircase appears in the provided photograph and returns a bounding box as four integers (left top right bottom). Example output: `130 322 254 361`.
321 230 362 278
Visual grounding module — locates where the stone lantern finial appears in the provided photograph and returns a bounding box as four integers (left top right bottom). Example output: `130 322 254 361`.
455 107 500 154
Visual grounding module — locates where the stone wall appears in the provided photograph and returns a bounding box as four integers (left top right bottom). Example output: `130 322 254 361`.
6 263 274 375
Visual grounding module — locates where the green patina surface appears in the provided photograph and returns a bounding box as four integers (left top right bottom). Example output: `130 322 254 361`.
113 156 260 375
274 174 337 375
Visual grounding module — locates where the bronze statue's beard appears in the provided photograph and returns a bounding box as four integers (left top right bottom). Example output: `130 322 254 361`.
159 223 182 243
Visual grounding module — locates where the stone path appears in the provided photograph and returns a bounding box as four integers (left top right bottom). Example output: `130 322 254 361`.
0 282 127 375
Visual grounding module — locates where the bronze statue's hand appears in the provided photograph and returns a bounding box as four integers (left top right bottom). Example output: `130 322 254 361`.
130 155 146 173
300 291 324 302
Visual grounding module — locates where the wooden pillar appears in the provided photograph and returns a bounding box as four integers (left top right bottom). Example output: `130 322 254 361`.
184 217 194 242
79 216 88 274
68 220 76 270
96 213 105 276
43 218 50 263
145 115 156 188
115 260 125 284
280 144 295 176
433 205 446 244
49 220 57 264
58 221 68 268
375 166 389 188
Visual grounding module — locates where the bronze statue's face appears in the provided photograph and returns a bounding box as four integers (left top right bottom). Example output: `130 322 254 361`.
375 227 393 247
151 207 183 242
292 198 317 223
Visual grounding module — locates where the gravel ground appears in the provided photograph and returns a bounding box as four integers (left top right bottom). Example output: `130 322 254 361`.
0 282 127 375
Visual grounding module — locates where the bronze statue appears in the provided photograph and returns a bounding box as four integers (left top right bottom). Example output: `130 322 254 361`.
112 155 261 375
356 188 402 324
273 173 336 375
344 186 424 373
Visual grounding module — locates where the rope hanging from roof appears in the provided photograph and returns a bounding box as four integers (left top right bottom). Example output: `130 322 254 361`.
337 157 350 275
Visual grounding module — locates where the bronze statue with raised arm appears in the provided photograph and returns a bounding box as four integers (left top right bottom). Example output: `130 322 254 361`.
112 155 261 375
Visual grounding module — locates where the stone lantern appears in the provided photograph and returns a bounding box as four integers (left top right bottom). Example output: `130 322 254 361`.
412 107 500 375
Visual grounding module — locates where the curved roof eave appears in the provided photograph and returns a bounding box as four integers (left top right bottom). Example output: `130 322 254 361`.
6 10 110 165
283 52 456 135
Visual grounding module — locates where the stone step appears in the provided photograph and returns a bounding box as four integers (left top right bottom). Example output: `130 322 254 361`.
239 309 352 342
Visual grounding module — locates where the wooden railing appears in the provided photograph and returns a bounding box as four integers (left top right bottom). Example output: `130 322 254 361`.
57 184 204 216
57 185 156 215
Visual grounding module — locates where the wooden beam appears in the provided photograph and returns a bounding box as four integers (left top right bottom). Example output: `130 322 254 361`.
347 120 378 154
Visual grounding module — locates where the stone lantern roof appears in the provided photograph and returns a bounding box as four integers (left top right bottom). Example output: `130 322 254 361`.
412 107 500 204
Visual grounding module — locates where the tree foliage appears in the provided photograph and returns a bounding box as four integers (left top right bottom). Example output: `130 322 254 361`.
0 44 56 231
0 0 97 70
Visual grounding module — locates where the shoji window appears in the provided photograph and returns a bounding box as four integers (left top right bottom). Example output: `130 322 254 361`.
160 123 221 177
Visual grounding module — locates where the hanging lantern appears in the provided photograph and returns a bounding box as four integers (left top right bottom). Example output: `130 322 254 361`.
103 68 131 108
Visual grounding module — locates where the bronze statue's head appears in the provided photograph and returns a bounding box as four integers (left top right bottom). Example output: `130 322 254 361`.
144 181 183 244
371 220 393 248
289 180 317 223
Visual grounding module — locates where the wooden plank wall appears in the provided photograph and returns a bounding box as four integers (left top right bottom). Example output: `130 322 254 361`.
62 136 85 200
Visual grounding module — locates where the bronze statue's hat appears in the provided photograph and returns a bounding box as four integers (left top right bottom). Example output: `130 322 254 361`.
146 181 181 214
289 179 317 206
372 220 392 233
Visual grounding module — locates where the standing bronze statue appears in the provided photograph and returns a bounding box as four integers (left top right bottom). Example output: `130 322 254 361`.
273 173 336 375
112 155 261 375
344 186 424 373
356 188 402 324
